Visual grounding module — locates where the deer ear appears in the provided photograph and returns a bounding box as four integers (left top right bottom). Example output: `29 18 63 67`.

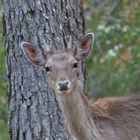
76 33 94 60
21 42 46 66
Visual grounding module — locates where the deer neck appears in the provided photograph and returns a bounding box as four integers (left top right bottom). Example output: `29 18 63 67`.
56 82 99 140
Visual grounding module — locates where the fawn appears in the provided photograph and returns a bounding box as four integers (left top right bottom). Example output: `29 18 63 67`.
21 33 140 140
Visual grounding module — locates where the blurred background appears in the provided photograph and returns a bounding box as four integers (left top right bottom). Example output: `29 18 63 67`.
84 0 140 97
0 0 140 139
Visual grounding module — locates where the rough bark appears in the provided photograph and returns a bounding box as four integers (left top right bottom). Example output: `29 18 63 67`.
3 0 84 139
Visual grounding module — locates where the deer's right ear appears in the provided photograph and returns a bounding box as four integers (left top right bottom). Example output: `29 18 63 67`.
75 33 94 60
21 42 46 66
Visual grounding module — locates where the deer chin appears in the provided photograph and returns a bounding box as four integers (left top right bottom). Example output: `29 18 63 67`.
56 89 72 95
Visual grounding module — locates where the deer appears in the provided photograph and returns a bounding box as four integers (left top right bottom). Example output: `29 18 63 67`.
21 33 140 140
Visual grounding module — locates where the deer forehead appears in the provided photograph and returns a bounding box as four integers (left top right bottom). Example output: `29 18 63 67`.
45 52 77 67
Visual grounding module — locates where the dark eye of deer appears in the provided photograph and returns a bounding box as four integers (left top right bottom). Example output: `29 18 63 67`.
45 67 50 72
73 63 78 69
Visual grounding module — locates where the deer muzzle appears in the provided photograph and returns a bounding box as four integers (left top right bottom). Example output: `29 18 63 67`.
56 80 71 91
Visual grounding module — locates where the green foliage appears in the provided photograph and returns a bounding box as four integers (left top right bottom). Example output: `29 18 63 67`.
84 0 140 97
0 1 9 140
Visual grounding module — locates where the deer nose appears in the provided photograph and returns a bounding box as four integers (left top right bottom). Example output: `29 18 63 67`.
57 80 71 90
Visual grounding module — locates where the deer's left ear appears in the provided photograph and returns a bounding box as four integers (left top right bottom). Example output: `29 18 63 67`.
75 33 94 60
21 42 46 66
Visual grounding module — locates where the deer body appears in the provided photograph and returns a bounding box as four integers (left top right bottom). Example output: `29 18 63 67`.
57 84 140 140
21 33 140 140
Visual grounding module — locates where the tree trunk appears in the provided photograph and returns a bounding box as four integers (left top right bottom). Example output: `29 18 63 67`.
3 0 84 140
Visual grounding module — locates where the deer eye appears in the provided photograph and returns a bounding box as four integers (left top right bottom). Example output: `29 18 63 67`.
45 67 50 72
73 62 78 69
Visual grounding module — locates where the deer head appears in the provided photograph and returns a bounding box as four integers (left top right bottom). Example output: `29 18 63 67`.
21 33 94 94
